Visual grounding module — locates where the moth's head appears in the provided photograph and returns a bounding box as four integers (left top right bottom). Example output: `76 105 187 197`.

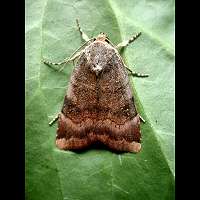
96 32 110 43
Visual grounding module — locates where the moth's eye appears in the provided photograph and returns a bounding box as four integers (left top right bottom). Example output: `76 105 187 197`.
94 38 96 41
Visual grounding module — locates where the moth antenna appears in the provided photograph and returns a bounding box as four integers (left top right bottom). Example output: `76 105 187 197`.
70 38 95 59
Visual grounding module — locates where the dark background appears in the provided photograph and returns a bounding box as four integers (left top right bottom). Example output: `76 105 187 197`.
0 0 24 199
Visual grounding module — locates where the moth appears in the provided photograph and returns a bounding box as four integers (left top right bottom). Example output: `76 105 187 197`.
43 19 148 153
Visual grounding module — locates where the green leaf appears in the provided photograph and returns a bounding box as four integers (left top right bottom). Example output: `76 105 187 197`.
26 0 175 199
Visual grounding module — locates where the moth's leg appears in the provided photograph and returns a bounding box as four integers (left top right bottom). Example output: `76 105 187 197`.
49 113 59 126
116 32 141 49
43 55 74 66
76 19 90 42
126 66 149 78
43 20 92 71
42 50 81 71
139 115 145 123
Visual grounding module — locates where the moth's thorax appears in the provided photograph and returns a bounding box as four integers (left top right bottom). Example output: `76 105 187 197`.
84 41 117 76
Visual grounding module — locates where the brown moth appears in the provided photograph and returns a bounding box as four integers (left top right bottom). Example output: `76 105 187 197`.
44 20 148 153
